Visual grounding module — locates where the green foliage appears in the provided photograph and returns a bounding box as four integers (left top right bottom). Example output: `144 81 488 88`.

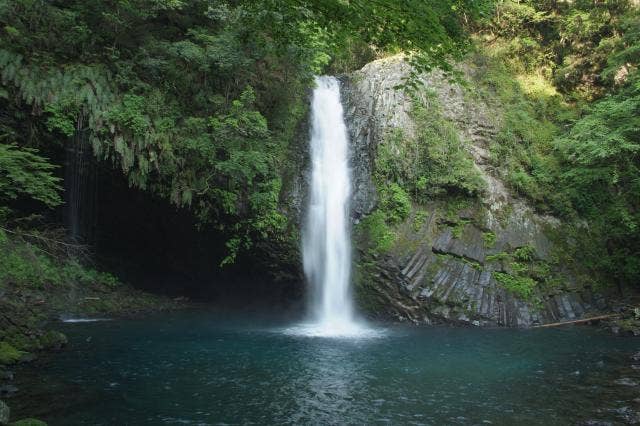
486 252 509 263
0 341 23 364
0 230 120 289
379 183 411 225
483 232 496 248
471 51 568 210
488 244 560 302
45 100 79 137
513 245 536 262
358 211 395 255
411 96 487 198
412 210 429 232
451 220 470 239
554 80 640 284
0 143 62 210
375 95 485 204
474 1 640 288
478 0 638 100
493 271 536 300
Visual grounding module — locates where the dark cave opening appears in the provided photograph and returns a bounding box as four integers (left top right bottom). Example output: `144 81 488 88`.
88 162 304 309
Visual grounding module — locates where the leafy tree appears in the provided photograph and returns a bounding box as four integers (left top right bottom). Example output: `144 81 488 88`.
0 144 62 210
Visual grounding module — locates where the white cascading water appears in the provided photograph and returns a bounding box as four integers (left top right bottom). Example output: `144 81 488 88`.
296 76 369 337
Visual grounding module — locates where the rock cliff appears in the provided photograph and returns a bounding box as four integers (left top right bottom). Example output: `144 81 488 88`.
341 55 605 327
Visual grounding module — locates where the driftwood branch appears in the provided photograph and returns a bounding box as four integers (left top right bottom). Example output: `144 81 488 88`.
0 226 86 248
532 314 620 328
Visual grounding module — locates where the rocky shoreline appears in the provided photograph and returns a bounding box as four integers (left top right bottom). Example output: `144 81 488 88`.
0 281 186 425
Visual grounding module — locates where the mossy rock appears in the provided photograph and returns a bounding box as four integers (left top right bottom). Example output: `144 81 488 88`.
4 334 38 353
10 419 48 426
38 331 67 350
0 342 24 365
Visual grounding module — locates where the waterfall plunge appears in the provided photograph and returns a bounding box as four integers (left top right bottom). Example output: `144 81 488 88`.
294 76 372 338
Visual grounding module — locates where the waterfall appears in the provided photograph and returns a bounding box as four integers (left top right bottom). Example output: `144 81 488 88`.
296 76 369 337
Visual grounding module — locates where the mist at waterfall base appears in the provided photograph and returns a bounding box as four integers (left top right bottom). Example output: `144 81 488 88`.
287 76 375 338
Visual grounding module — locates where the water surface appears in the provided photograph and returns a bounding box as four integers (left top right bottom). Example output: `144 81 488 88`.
11 311 640 425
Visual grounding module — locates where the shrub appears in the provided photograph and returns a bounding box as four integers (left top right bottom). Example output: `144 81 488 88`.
358 211 395 254
379 183 411 225
493 271 536 300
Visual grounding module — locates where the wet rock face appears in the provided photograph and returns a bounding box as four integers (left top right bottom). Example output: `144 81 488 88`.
346 55 597 327
356 206 593 327
339 77 377 219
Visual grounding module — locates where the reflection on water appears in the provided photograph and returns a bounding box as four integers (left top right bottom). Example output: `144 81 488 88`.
8 311 640 425
290 343 363 424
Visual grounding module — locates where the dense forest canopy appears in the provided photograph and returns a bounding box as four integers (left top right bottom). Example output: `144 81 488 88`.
474 0 640 286
0 0 488 263
0 0 638 289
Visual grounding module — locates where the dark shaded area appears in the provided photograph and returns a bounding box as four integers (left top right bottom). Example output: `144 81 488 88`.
93 163 303 308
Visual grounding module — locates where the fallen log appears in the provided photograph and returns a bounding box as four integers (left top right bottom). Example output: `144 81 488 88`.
532 314 620 328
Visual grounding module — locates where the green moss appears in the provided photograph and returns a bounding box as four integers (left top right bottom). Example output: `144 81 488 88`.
0 234 121 289
487 244 563 303
463 257 483 271
39 330 67 350
412 210 429 232
357 211 395 254
486 252 509 263
469 40 575 213
374 95 484 205
513 245 536 261
436 252 482 271
379 183 411 225
353 262 387 314
5 333 38 352
451 220 470 239
530 262 552 281
0 341 25 365
509 262 528 275
482 232 496 248
493 271 536 300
